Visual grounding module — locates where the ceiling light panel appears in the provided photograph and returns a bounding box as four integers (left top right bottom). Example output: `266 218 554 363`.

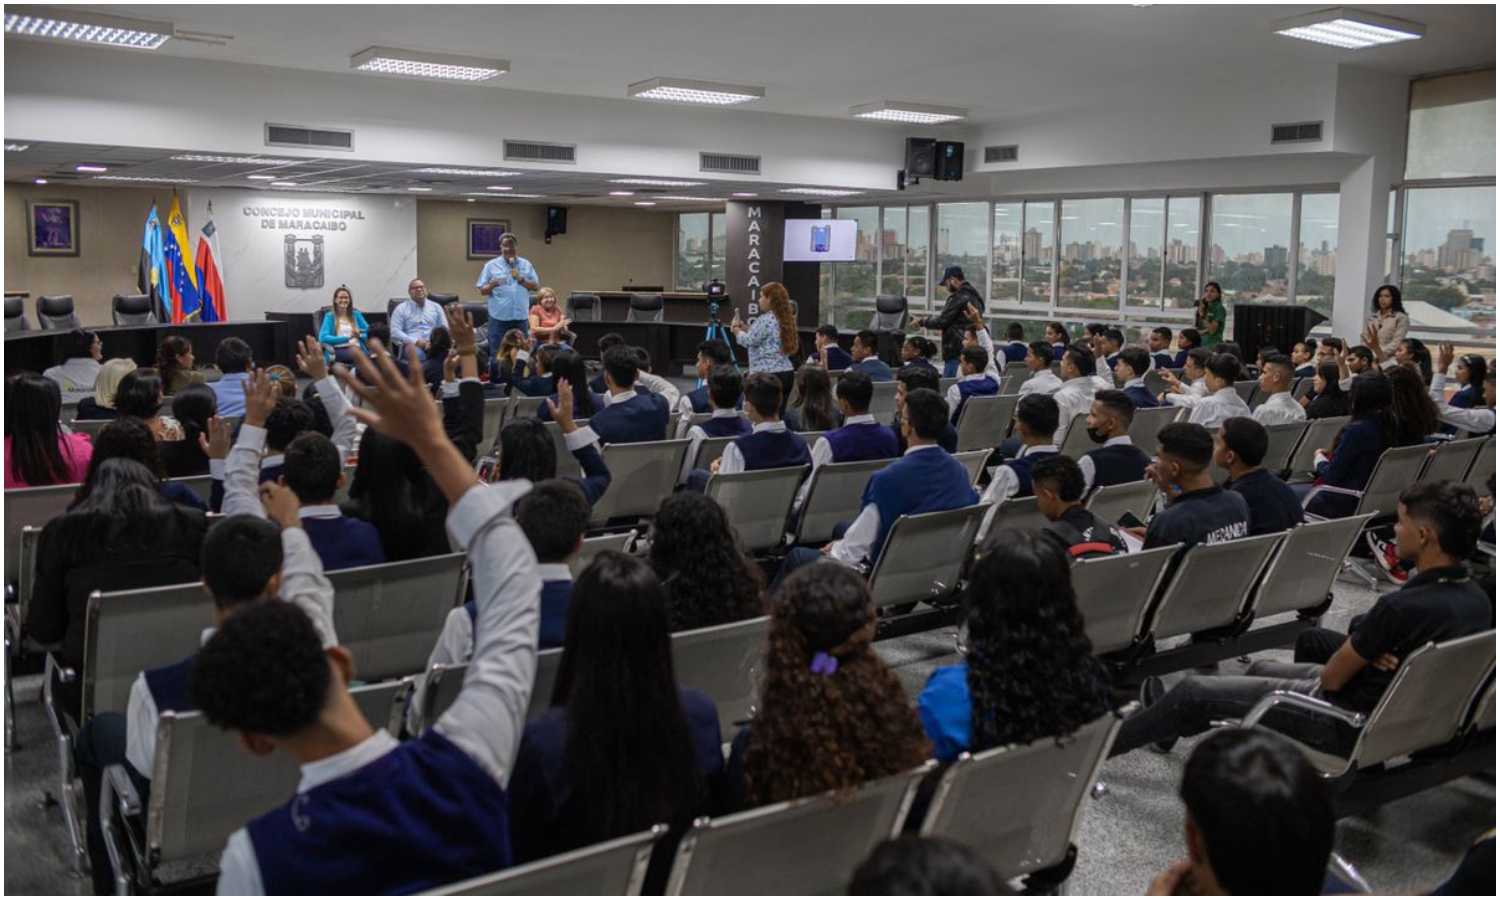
850 101 968 125
610 178 705 187
628 77 764 106
94 175 199 183
350 46 507 82
783 187 863 197
652 196 723 202
1275 8 1424 48
4 6 173 50
413 167 522 176
172 154 299 164
6 143 30 152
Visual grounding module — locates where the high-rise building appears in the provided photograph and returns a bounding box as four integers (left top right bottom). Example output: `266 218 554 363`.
1264 245 1288 271
1440 229 1475 270
1023 228 1042 259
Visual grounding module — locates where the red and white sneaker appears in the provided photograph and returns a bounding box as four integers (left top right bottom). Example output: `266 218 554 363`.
1366 533 1409 586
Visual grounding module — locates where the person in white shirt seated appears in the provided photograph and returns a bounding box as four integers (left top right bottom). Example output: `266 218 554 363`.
981 393 1061 509
1050 342 1103 446
687 373 809 492
1176 353 1252 430
1252 353 1307 427
944 346 1001 424
678 366 751 485
1018 340 1063 396
1431 343 1496 436
1078 390 1153 494
44 328 103 393
629 346 682 411
1158 347 1213 407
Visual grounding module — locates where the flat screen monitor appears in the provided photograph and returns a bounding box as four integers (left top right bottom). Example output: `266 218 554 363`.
783 219 857 262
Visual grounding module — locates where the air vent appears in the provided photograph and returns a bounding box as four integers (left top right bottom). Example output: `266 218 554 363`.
265 123 354 151
700 151 760 175
504 141 576 163
984 145 1020 163
1270 121 1323 144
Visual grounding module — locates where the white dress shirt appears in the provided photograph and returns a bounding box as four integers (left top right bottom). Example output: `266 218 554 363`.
1187 386 1253 430
1018 369 1063 397
216 481 542 895
945 374 997 418
794 414 878 509
44 357 102 393
1253 391 1307 427
716 420 786 476
635 371 681 412
1051 377 1098 445
1431 374 1496 434
971 327 1003 380
1077 435 1135 494
977 443 1060 541
827 445 945 566
1163 378 1210 407
681 409 744 483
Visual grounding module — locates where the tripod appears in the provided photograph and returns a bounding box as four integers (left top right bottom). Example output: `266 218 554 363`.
703 301 739 374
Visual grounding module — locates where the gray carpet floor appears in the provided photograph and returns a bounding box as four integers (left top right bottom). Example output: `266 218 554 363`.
5 572 1493 894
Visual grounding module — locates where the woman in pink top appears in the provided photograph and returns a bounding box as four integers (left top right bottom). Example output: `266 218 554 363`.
5 373 93 488
528 287 570 344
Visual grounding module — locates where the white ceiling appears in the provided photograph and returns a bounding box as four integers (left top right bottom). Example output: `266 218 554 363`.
57 4 1498 124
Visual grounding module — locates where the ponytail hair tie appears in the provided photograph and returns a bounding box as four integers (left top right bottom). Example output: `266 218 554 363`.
810 651 839 676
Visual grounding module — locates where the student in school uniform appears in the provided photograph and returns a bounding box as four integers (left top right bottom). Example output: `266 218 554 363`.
1113 347 1159 408
1148 326 1177 370
1050 343 1102 446
497 382 612 507
944 345 1000 425
587 345 672 444
72 503 340 896
1018 340 1064 397
1163 353 1251 430
849 330 894 382
1217 418 1304 537
1131 423 1251 552
1044 321 1070 362
676 340 738 434
899 335 940 372
981 393 1061 507
193 346 545 894
1078 390 1152 494
587 332 625 395
679 366 752 484
630 346 683 412
998 322 1030 364
1252 353 1307 427
1173 327 1203 368
779 389 976 579
891 365 959 453
1290 340 1317 378
414 479 589 724
959 304 1004 379
509 552 723 889
1158 347 1213 407
1032 456 1127 556
811 324 854 371
1097 328 1125 370
707 372 811 480
794 369 900 510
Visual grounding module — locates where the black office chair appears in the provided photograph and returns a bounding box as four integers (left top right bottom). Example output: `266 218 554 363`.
870 295 909 333
428 292 459 306
112 293 156 326
36 295 81 331
626 293 664 323
568 293 600 322
5 296 30 333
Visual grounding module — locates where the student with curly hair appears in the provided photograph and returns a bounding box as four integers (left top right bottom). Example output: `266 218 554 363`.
729 563 930 807
649 492 764 632
918 530 1114 761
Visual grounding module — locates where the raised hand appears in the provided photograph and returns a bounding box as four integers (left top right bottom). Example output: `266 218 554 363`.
243 368 280 428
1437 342 1456 375
295 335 328 382
338 341 446 451
197 415 233 460
445 304 477 353
546 378 577 432
260 481 302 531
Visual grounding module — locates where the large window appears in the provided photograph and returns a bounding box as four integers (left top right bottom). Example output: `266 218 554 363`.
933 202 988 306
991 202 1022 305
1406 69 1495 180
1021 200 1054 306
676 213 711 290
828 206 878 327
1401 185 1495 313
709 212 726 283
875 205 930 302
906 205 930 307
1208 193 1293 307
1058 197 1123 311
1164 196 1201 309
1297 193 1339 318
1126 198 1164 310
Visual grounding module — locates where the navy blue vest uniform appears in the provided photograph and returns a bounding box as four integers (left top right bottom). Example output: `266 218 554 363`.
1000 341 1029 364
864 449 978 560
685 386 744 414
822 346 853 370
465 578 573 651
951 376 1000 424
852 357 894 382
143 657 196 715
300 516 386 572
1122 385 1159 408
536 391 607 422
1084 443 1151 490
733 429 811 470
1153 351 1177 369
825 422 900 463
1001 450 1060 499
701 416 752 438
589 392 671 444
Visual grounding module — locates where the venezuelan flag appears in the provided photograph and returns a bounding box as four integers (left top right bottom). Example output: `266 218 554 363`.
164 193 202 322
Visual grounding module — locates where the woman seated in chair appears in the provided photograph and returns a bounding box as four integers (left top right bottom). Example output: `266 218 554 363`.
4 373 93 488
318 284 370 367
528 287 571 346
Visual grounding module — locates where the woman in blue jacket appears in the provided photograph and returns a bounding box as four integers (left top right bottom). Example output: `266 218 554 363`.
318 284 369 366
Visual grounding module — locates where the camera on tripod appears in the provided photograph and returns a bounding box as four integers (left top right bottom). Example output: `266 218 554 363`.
703 279 728 318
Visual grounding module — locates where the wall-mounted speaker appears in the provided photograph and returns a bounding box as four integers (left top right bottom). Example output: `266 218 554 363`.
934 141 965 181
545 205 568 243
904 138 936 179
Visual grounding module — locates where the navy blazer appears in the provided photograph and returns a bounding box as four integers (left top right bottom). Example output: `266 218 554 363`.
589 392 671 444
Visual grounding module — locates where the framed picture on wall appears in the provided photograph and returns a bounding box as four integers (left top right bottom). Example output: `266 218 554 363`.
27 199 80 257
467 218 510 260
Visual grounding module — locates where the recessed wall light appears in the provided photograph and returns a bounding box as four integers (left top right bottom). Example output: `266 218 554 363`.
732 192 758 197
270 181 298 187
783 187 863 197
33 178 47 185
627 77 765 106
610 178 705 187
351 46 507 82
4 7 173 50
6 143 29 152
608 191 636 197
74 164 108 173
415 167 522 177
1274 7 1424 48
171 154 298 164
247 175 277 181
634 201 658 207
407 187 433 192
485 185 513 191
850 101 967 125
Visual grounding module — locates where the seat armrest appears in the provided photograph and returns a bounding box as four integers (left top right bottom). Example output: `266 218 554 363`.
1240 689 1367 730
105 763 143 818
1299 484 1362 510
101 764 145 893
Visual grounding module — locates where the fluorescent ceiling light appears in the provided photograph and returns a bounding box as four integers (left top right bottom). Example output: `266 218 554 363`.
850 101 967 125
610 178 704 187
33 178 47 185
5 6 173 50
171 154 299 164
407 187 432 192
74 164 108 173
634 201 658 207
6 143 29 152
1275 8 1424 48
270 181 298 187
732 192 758 197
351 46 507 82
466 198 475 203
608 191 635 196
485 185 513 191
507 193 545 199
783 187 863 197
247 174 277 180
94 175 199 183
628 77 764 106
414 167 522 177
653 196 723 202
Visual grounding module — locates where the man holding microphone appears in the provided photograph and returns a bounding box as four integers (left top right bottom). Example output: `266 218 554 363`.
476 233 540 351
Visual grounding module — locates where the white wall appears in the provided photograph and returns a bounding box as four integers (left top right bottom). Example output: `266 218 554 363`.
186 189 417 320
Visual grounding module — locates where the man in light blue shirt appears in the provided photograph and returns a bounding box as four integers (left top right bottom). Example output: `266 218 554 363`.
210 336 254 418
390 278 448 363
475 234 539 352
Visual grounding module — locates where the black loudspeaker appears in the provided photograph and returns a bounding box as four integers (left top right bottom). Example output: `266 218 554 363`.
544 205 568 243
1232 304 1327 356
904 138 936 178
934 141 965 181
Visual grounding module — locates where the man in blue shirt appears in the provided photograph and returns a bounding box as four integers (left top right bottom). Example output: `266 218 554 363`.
390 279 448 363
210 337 254 418
475 234 540 353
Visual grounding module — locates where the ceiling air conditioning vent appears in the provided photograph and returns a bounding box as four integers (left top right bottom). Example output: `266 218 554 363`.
265 123 354 150
504 140 576 163
984 145 1019 163
1270 121 1323 144
700 152 760 175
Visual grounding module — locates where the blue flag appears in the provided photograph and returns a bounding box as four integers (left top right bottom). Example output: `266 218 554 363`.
138 204 172 322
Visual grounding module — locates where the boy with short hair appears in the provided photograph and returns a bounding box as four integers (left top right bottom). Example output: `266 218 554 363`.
587 345 671 444
1148 326 1176 370
588 332 625 394
1252 353 1306 426
680 366 752 484
981 393 1061 507
812 324 853 371
945 345 1000 424
712 372 811 476
281 432 386 570
1018 340 1063 396
676 340 738 436
1032 455 1126 558
1216 417 1303 536
999 322 1029 363
850 330 894 382
1113 347 1159 408
795 369 900 509
1290 340 1317 378
1079 390 1151 493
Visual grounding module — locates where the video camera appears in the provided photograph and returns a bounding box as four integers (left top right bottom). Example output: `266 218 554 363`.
703 279 727 318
